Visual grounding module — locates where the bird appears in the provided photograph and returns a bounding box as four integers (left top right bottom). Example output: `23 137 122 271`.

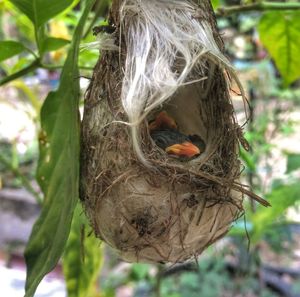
151 129 201 158
149 111 177 131
149 111 205 159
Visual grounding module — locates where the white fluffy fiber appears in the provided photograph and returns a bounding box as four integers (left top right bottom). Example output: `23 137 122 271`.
81 34 119 52
100 0 245 164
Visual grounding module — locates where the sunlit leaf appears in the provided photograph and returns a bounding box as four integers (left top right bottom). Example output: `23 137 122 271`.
63 203 103 297
8 0 73 28
24 1 95 297
251 183 300 241
41 37 70 54
258 11 300 86
211 0 220 9
0 40 27 62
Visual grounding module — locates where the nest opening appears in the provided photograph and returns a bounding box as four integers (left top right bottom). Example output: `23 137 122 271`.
146 81 210 163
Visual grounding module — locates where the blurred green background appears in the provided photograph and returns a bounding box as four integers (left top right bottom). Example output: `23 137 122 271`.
1 0 300 296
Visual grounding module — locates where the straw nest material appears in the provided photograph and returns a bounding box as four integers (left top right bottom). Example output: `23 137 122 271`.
80 0 269 263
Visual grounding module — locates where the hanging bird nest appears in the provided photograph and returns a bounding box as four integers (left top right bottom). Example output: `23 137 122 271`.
80 0 269 263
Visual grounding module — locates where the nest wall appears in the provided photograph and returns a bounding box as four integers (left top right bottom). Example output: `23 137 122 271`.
80 0 266 263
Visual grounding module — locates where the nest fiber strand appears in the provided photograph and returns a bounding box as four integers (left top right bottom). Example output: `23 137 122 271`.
80 0 268 263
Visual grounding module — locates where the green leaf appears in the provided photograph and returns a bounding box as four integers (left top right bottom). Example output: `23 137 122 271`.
286 153 300 173
63 203 103 297
251 183 300 242
8 0 73 28
24 1 96 297
0 40 26 62
211 0 220 9
41 37 70 54
258 11 300 86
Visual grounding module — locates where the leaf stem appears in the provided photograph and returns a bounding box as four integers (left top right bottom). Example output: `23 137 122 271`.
0 60 94 86
0 59 40 86
0 154 43 204
217 2 300 17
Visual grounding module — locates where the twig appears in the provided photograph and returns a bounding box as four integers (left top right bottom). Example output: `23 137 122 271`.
217 2 300 17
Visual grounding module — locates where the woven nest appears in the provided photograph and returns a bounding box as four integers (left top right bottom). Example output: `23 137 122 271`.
80 0 268 263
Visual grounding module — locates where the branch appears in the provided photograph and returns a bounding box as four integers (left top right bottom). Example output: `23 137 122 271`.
217 2 300 17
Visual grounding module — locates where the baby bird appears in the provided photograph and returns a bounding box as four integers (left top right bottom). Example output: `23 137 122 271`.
151 129 201 158
148 111 177 131
149 111 205 158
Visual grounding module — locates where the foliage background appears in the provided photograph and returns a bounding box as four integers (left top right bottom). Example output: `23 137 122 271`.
1 0 300 296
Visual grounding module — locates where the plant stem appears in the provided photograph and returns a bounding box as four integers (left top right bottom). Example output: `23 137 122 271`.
0 60 94 86
217 2 300 17
0 59 40 86
155 265 163 297
0 154 43 204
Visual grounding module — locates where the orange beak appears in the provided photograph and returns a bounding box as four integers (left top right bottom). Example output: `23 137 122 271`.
149 111 177 131
165 141 200 158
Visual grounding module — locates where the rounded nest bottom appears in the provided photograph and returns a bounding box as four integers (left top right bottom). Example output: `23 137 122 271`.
93 167 242 263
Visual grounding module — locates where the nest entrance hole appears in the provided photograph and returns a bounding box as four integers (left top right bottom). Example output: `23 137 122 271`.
147 82 210 161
